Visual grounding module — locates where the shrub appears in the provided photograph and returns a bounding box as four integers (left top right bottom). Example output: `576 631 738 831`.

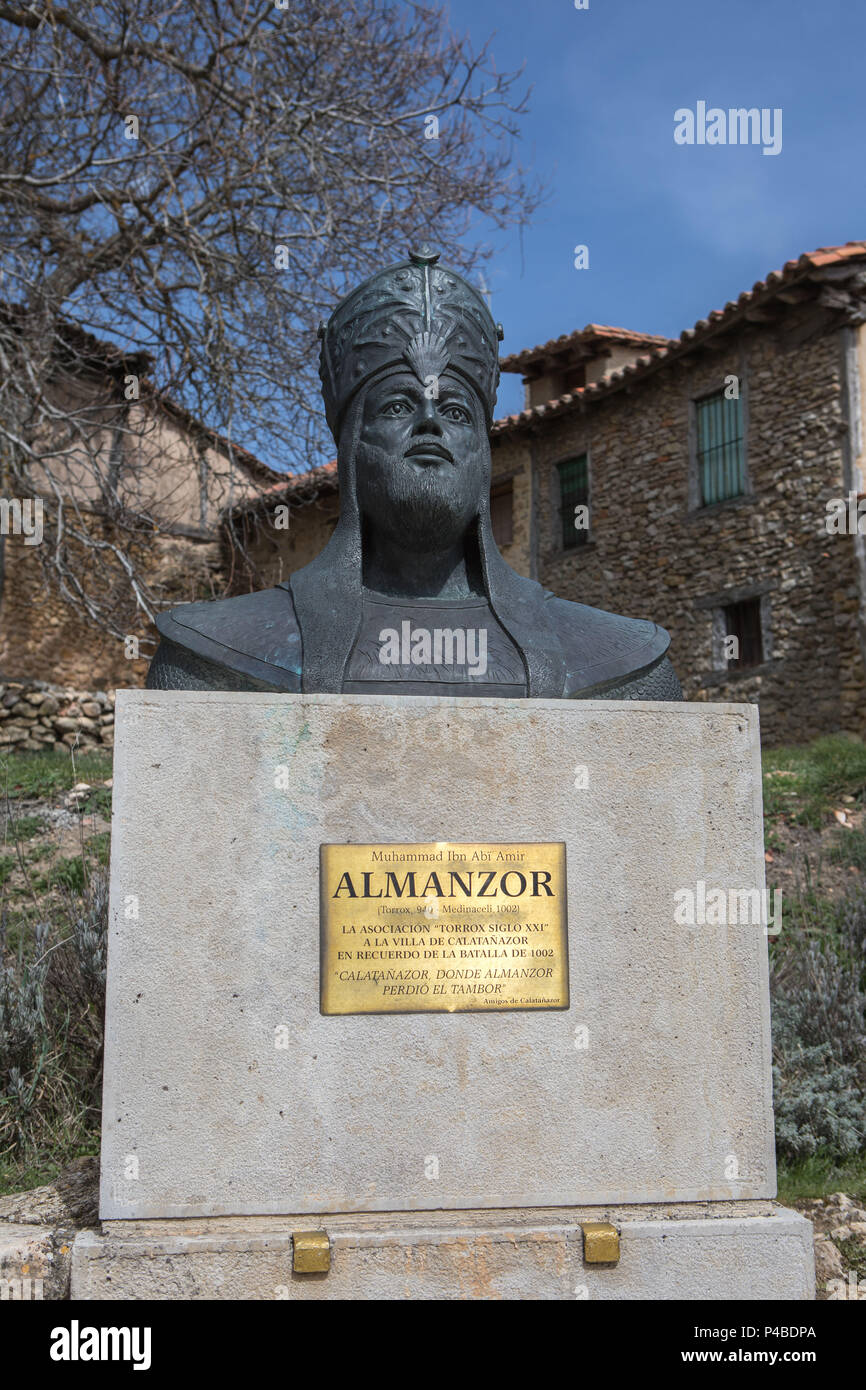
770 890 866 1160
0 869 107 1169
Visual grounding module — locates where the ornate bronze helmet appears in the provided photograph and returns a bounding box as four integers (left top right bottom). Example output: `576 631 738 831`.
318 246 504 440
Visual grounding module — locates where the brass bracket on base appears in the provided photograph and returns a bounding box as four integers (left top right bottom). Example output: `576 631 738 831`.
293 1231 331 1274
580 1221 620 1264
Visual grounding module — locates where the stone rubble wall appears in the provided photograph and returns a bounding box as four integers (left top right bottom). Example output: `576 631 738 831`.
0 679 115 753
0 526 222 691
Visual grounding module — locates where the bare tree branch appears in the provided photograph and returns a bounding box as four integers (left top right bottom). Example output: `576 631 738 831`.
0 0 541 645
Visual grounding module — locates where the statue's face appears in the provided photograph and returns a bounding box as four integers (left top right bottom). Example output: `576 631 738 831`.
353 367 490 548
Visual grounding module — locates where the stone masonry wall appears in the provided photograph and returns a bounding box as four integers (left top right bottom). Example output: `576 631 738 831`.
232 494 340 592
0 679 114 753
0 526 223 690
492 318 866 745
494 456 533 578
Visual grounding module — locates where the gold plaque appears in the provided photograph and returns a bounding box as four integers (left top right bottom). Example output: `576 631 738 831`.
320 842 568 1015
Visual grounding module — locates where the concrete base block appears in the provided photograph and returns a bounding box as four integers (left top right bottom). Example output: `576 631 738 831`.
71 1204 814 1300
0 1224 59 1300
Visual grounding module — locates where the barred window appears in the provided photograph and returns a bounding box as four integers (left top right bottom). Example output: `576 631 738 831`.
696 391 745 505
557 455 590 549
723 597 763 669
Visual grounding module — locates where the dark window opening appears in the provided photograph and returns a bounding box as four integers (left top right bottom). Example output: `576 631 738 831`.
696 390 745 505
490 481 514 547
724 597 763 669
557 455 590 549
558 366 586 396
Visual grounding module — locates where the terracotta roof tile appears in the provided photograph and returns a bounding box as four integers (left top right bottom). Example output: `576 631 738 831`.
228 241 866 499
231 459 338 514
491 240 866 437
500 323 673 373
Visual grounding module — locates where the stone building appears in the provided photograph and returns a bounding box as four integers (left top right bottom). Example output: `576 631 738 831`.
231 242 866 744
491 243 866 743
0 322 277 690
5 245 865 746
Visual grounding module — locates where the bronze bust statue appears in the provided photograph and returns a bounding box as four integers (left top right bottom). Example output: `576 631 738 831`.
147 248 681 700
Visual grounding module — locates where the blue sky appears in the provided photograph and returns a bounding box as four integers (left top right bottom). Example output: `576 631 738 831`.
444 0 866 416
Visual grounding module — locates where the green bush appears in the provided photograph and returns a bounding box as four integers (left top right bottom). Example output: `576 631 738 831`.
770 891 866 1161
0 869 107 1171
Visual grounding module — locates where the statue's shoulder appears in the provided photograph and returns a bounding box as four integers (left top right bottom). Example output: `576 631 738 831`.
148 587 302 691
540 591 678 697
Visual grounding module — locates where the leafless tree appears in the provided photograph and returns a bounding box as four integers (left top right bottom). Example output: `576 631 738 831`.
0 0 539 644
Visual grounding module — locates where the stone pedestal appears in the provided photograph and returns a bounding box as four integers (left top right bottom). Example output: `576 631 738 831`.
72 691 813 1299
72 1204 813 1301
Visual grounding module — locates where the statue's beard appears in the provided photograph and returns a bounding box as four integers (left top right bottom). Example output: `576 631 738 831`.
355 443 483 551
